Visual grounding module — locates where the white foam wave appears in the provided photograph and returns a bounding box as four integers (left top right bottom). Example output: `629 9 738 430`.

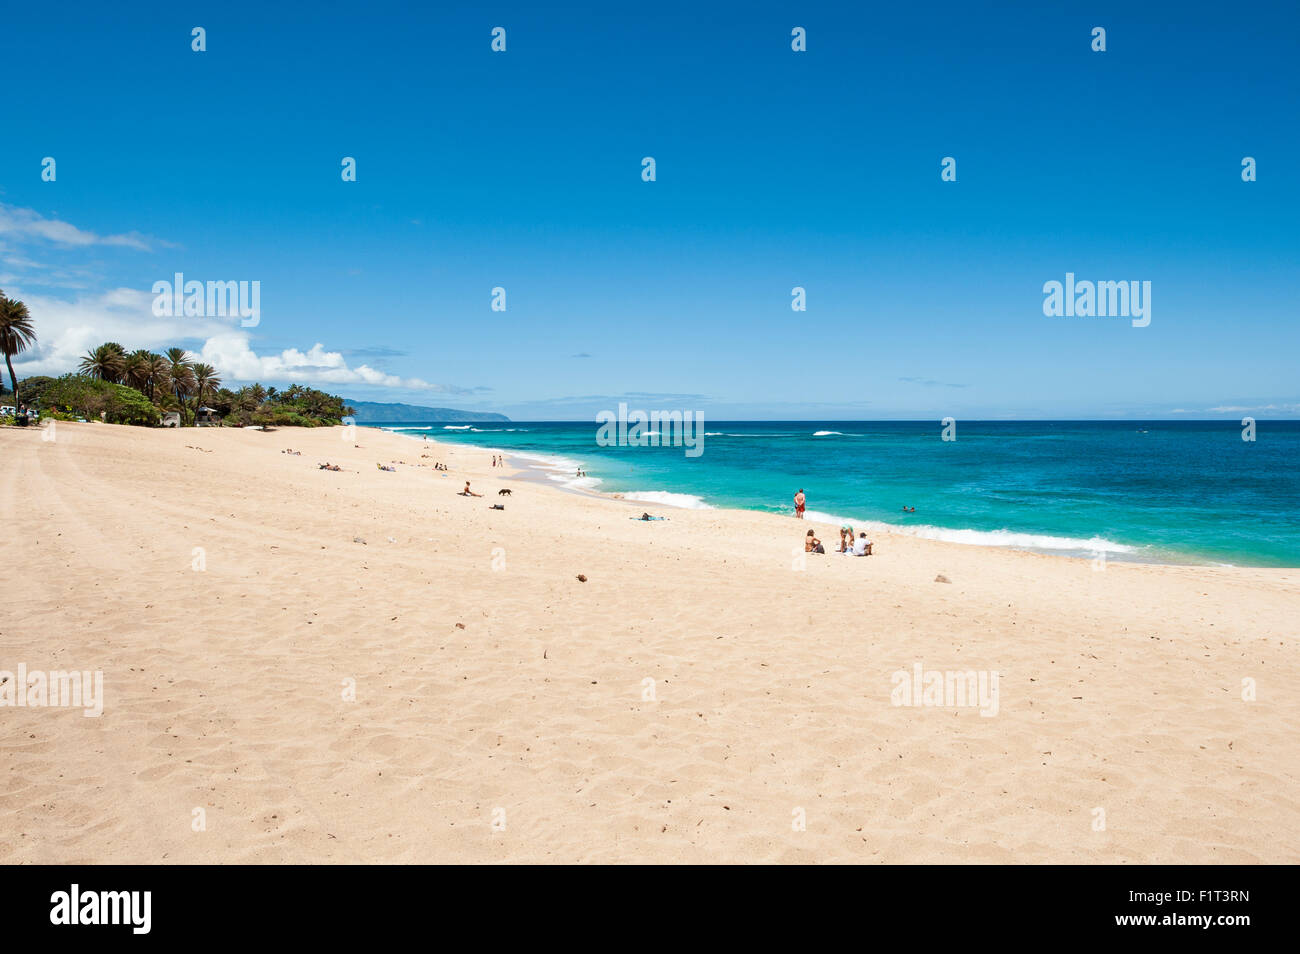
508 450 601 490
906 525 1136 553
802 510 1135 554
812 430 843 436
623 490 715 510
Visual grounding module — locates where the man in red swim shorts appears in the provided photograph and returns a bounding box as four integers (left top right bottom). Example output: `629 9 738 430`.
794 488 806 519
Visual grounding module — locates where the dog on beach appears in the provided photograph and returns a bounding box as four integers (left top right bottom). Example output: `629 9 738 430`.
498 489 512 496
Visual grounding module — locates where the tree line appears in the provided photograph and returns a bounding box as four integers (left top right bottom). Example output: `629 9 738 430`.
1 291 354 427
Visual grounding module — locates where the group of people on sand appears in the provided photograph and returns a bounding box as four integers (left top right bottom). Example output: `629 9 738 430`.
841 525 873 555
805 526 872 556
491 455 504 467
796 488 874 556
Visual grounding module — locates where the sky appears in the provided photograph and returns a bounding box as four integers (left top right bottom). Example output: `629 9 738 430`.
2 0 1297 420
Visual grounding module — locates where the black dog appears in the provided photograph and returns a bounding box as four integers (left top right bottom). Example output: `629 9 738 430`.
498 489 512 496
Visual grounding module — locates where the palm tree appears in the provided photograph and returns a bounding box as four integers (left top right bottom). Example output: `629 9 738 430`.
164 348 196 425
123 349 152 393
191 363 220 414
0 292 37 406
144 352 169 402
305 391 329 417
79 343 127 382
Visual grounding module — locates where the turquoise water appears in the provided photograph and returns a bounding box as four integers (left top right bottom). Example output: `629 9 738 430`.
386 421 1300 567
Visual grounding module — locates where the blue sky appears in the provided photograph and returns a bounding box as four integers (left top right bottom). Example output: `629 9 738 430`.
2 0 1297 419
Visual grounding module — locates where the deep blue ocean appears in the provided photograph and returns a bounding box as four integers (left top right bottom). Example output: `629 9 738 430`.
385 420 1300 567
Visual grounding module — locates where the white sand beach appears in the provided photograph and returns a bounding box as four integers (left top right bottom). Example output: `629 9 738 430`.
2 422 1298 863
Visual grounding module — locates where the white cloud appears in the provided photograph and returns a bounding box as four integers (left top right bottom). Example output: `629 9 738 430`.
1207 403 1300 414
0 204 156 251
3 203 439 395
9 287 432 392
199 335 432 389
10 288 233 375
1172 403 1300 415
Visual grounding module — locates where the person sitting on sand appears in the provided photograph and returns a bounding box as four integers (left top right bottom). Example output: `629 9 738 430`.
853 532 873 557
805 529 825 554
838 525 855 553
460 481 482 497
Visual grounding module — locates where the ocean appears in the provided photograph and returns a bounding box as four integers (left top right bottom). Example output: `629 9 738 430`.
383 420 1300 567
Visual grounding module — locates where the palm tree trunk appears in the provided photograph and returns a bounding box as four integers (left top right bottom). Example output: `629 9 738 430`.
5 354 18 406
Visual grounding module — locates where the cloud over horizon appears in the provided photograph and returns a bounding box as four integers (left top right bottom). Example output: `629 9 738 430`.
1 202 459 396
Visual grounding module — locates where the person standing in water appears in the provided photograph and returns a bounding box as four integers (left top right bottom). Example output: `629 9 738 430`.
794 488 806 519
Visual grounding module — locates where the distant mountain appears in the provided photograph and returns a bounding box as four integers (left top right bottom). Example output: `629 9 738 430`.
345 400 510 424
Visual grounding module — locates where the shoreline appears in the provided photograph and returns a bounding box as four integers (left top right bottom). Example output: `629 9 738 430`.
381 426 1273 570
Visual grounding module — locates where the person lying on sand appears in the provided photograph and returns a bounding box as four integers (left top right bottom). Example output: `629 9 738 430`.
632 512 667 521
318 463 341 471
805 529 825 553
460 482 482 497
377 463 396 472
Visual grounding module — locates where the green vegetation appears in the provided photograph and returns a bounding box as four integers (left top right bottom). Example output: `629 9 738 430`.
207 383 354 428
37 375 163 426
0 292 355 428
